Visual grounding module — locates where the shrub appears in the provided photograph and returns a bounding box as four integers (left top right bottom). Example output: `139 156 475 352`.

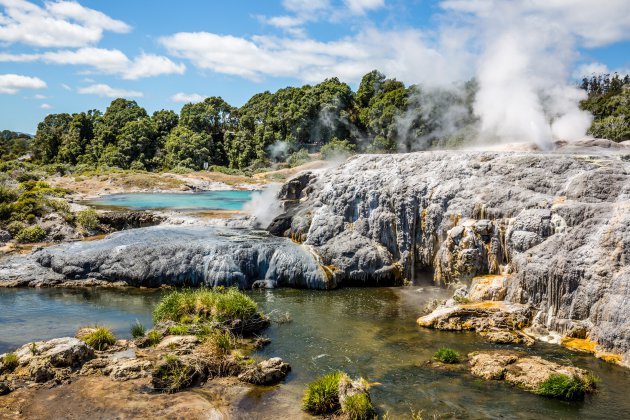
320 138 356 160
0 185 18 204
433 347 460 364
203 330 233 355
287 149 310 167
536 373 596 400
76 208 99 230
152 355 195 393
6 220 25 237
146 330 162 346
169 166 194 174
15 225 47 243
82 327 116 350
342 393 376 420
153 288 259 325
303 371 343 415
167 325 191 336
1 352 19 372
130 320 146 338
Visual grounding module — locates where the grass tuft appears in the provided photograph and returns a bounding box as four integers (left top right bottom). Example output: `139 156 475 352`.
536 373 596 400
82 327 116 351
342 393 376 420
146 330 162 347
433 347 460 364
1 353 19 372
130 320 146 338
153 287 259 325
303 371 343 415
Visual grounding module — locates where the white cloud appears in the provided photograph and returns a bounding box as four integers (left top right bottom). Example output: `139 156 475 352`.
40 103 51 109
0 0 131 48
344 0 384 14
160 28 469 85
0 48 186 79
0 73 46 94
34 93 46 99
61 83 71 91
170 92 205 103
573 62 630 79
77 83 142 98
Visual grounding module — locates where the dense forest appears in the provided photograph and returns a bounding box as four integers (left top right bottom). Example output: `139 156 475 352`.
1 70 629 174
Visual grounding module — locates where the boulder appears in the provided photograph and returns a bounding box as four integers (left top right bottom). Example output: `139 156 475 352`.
468 275 509 302
104 359 152 381
237 357 291 385
14 337 94 369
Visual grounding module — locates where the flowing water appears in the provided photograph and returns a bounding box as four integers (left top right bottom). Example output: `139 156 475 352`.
83 190 254 211
1 286 629 419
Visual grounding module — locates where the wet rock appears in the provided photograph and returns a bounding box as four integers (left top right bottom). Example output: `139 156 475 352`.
237 357 290 385
0 381 11 395
14 337 94 369
156 336 199 352
468 275 509 302
104 359 152 381
0 226 329 289
469 350 593 392
0 229 11 244
417 301 531 332
480 330 534 346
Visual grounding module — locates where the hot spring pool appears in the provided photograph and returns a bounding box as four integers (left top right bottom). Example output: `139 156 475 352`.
83 190 254 211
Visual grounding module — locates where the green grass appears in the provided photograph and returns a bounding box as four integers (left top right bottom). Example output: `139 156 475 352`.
130 320 146 338
303 371 343 415
536 373 596 401
1 352 19 372
146 330 162 346
204 330 233 355
14 225 47 243
152 355 195 393
82 327 116 351
152 287 259 324
342 393 376 420
433 347 460 364
167 325 191 335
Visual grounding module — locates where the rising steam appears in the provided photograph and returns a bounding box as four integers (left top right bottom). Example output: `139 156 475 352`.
242 184 283 227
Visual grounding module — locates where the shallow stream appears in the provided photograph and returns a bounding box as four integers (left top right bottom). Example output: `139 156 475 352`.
1 286 629 419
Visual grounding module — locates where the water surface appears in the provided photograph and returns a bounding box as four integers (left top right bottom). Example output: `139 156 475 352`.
1 286 629 419
84 190 253 211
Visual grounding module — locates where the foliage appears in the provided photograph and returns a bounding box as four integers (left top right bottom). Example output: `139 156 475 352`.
152 288 259 324
303 371 343 414
580 73 630 142
15 225 47 243
1 352 19 372
203 330 234 355
82 327 116 351
341 393 376 420
153 354 195 393
146 330 162 346
76 208 99 230
433 347 460 364
536 373 596 401
6 220 25 237
166 325 191 336
287 149 310 167
130 320 146 338
320 137 357 160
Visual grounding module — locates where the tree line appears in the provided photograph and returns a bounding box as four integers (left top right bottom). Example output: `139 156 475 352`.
2 70 628 172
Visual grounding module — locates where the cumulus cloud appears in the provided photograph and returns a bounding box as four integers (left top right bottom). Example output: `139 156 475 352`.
0 73 46 94
34 93 46 99
170 92 205 103
160 28 470 85
40 103 51 109
344 0 384 15
77 83 142 98
0 48 185 79
0 0 131 48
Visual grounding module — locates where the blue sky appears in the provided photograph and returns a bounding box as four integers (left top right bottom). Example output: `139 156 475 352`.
0 0 629 134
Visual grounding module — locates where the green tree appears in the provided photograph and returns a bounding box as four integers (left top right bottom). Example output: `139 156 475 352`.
164 126 211 170
32 113 73 163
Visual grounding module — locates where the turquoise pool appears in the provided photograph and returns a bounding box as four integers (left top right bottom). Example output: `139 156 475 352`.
84 190 254 211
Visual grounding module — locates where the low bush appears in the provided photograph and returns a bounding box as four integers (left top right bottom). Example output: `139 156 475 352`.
130 320 146 338
203 330 233 355
433 347 460 364
167 325 191 336
303 371 342 415
76 208 99 230
6 220 25 237
153 288 259 325
82 327 116 350
146 330 162 346
152 355 195 393
1 352 19 373
342 393 376 420
287 149 310 167
15 225 46 243
536 373 596 400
